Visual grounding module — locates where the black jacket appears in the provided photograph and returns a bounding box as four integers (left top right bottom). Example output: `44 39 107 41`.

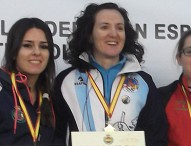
158 80 179 108
0 69 55 146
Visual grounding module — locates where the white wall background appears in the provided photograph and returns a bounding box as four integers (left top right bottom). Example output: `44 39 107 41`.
1 0 188 87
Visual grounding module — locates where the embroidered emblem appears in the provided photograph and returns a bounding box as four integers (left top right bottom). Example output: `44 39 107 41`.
11 106 25 123
175 99 187 111
123 76 139 92
103 134 113 144
121 95 130 104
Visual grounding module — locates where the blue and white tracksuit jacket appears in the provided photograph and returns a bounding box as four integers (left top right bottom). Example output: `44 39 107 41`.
53 53 167 146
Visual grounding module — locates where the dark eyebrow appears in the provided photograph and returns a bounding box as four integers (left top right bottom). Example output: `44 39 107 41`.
22 40 33 43
40 41 48 44
116 23 125 26
22 40 48 44
100 22 124 25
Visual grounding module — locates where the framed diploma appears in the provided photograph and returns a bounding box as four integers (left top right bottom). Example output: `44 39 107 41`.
71 131 145 146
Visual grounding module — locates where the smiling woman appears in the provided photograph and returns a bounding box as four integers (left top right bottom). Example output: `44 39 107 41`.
16 28 50 104
91 9 125 69
52 2 168 146
0 18 56 146
17 28 50 77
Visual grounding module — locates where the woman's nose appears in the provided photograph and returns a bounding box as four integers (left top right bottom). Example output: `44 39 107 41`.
109 27 117 37
32 45 40 55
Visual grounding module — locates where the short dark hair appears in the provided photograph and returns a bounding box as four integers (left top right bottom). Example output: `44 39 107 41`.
66 2 144 66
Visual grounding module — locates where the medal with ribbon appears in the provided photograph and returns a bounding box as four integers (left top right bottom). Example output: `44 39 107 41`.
11 72 42 145
86 71 125 129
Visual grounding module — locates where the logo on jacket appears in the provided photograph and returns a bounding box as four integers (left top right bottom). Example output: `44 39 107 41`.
121 95 130 104
175 99 187 111
74 76 86 85
11 106 25 123
123 76 138 92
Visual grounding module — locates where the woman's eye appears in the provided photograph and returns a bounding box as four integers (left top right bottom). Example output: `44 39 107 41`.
22 43 32 48
100 25 108 30
118 27 124 31
40 45 49 49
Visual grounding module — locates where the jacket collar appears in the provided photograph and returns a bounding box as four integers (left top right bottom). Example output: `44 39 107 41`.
79 52 142 74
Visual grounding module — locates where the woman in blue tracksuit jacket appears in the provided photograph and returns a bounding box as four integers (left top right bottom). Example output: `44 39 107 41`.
53 2 168 146
0 18 55 146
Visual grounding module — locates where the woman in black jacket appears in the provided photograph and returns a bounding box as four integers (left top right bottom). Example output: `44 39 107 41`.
0 18 55 146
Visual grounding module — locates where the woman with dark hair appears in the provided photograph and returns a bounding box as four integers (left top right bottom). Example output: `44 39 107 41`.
53 2 167 146
0 17 55 146
159 30 191 146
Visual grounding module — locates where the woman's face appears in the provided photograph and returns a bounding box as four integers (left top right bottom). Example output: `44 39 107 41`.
177 35 191 81
91 9 125 62
16 28 50 76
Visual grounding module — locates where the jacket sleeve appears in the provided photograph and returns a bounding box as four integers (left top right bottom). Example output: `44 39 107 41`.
52 71 68 146
52 68 77 146
158 80 178 108
135 71 168 146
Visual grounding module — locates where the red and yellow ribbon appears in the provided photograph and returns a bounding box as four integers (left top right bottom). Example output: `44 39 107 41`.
11 72 42 143
182 85 191 118
86 71 125 118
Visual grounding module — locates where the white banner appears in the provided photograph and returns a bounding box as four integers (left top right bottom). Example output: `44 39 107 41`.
0 0 188 87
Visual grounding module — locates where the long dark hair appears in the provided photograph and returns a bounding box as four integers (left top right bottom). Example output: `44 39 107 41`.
3 17 55 127
66 2 144 66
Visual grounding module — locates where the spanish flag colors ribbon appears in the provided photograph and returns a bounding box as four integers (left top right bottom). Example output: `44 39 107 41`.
11 72 42 143
182 85 191 118
86 71 125 118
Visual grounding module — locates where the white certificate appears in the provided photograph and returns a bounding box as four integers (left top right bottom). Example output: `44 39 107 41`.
71 131 145 146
